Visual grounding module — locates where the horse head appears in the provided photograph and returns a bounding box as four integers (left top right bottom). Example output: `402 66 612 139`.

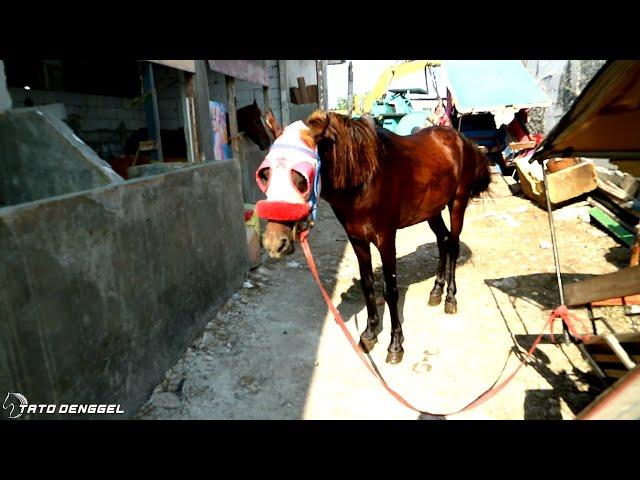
255 112 325 258
237 100 273 151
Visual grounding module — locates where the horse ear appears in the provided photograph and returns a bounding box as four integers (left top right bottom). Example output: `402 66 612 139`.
265 109 283 139
305 110 332 143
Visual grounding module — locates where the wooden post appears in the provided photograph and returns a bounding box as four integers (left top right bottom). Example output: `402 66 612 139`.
226 75 239 158
183 72 200 163
347 61 354 116
179 70 196 163
278 60 290 125
322 60 328 110
263 84 271 112
142 62 163 162
194 60 213 162
316 60 329 110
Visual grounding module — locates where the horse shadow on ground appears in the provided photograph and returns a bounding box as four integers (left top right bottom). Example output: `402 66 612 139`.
333 240 473 332
485 272 611 419
331 240 473 421
604 245 634 269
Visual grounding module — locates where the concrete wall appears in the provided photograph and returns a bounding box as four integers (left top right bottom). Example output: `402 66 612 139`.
0 160 249 419
0 61 11 112
0 108 123 207
238 137 267 205
7 62 185 158
8 87 149 159
522 60 607 134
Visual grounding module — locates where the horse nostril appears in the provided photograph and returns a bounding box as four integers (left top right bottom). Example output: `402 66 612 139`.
277 237 288 253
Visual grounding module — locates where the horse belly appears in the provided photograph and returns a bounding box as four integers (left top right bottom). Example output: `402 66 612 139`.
398 182 453 228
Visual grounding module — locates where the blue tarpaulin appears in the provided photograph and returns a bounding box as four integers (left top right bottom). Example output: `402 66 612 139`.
443 60 550 114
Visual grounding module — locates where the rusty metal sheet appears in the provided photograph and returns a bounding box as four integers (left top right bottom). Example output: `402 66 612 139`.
147 60 196 73
208 60 269 86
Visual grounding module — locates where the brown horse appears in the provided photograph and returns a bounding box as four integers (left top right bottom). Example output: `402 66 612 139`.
259 111 491 364
237 100 278 150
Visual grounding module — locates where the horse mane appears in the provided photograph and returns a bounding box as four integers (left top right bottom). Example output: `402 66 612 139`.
305 111 381 190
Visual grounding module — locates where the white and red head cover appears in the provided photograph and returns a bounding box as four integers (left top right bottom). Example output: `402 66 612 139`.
255 120 320 222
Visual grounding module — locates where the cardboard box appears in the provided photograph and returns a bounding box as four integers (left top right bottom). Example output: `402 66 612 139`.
516 158 598 207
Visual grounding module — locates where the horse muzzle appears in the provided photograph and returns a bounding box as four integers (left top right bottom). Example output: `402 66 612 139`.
262 222 296 258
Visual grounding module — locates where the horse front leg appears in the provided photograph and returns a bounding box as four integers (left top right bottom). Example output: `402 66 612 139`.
378 233 404 364
349 236 382 352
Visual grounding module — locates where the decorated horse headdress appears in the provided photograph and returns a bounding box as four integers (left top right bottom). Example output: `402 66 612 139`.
255 120 321 223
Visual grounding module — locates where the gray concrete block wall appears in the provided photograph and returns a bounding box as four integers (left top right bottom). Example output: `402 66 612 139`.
0 160 249 419
0 108 123 206
0 61 11 112
8 87 149 131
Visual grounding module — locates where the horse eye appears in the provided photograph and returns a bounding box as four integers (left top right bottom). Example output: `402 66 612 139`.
291 170 308 194
258 167 270 187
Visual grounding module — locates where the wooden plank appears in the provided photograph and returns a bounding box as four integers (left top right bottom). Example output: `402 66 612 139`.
564 265 640 306
591 353 640 363
583 332 640 345
578 365 640 419
509 140 537 151
597 178 633 201
307 85 318 104
226 75 239 157
193 60 213 162
297 77 309 103
603 333 637 370
290 87 302 105
587 197 637 233
589 207 635 247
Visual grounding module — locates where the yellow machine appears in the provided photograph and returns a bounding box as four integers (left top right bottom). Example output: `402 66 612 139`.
354 60 442 115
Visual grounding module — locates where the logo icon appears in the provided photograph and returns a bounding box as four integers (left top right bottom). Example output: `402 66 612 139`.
3 392 28 419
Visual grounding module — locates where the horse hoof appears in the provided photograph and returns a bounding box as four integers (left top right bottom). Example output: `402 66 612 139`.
444 301 457 314
359 336 378 353
428 293 442 306
386 350 404 364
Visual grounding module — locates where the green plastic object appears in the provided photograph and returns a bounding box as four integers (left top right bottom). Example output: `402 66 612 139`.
589 207 634 247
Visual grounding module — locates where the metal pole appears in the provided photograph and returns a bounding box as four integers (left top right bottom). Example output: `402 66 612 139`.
542 163 570 343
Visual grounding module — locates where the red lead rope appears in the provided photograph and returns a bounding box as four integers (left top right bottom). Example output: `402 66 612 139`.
299 230 591 417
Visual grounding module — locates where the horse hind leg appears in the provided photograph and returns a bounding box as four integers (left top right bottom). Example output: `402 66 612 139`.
427 214 449 307
444 195 470 314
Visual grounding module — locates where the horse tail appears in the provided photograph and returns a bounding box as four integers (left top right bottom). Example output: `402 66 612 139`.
463 134 492 198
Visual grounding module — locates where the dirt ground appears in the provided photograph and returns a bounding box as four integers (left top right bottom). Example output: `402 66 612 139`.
137 175 637 420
